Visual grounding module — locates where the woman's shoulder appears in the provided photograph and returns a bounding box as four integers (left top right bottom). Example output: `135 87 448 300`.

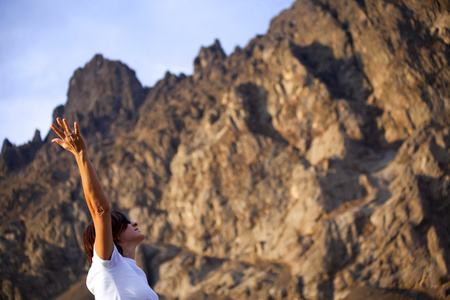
91 243 123 267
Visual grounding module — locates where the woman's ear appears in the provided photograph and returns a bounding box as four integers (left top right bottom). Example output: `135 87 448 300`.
113 234 121 243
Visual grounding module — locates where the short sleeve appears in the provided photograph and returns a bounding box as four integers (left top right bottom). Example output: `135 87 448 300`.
92 244 120 268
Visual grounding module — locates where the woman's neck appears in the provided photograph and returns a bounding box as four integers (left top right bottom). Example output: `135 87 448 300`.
119 243 137 260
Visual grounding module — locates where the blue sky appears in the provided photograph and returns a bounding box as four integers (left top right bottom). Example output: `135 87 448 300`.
0 0 295 146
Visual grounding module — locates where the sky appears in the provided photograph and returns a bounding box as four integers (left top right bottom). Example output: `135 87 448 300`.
0 0 295 147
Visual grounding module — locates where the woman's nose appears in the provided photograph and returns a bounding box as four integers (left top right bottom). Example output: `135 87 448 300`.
131 221 138 227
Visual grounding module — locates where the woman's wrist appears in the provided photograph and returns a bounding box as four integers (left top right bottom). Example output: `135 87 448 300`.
75 148 89 162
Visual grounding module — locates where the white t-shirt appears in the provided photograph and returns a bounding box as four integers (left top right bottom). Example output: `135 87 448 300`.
86 244 159 300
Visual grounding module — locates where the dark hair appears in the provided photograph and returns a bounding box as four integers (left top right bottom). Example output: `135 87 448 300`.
82 210 130 264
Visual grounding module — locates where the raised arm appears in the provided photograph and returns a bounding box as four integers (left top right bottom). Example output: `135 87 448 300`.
51 118 114 260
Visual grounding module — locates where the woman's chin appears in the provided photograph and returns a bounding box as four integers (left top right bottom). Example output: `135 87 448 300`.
137 233 145 243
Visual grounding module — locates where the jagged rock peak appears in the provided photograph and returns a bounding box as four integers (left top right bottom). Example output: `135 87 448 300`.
0 130 43 174
1 130 41 154
193 39 226 79
61 54 149 139
198 39 226 60
32 129 41 143
1 138 13 155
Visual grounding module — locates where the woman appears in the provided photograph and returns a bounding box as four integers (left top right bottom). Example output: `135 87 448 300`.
51 117 159 300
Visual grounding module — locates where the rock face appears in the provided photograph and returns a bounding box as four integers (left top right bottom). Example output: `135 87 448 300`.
1 0 449 299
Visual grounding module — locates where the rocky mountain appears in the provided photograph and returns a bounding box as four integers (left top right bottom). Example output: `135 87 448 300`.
1 0 449 299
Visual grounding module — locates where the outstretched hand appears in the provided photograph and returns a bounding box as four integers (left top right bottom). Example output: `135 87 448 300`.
51 117 87 156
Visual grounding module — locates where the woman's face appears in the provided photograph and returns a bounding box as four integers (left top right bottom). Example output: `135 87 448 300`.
119 221 145 244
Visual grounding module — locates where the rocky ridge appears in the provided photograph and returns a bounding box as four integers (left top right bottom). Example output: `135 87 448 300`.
1 0 449 299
